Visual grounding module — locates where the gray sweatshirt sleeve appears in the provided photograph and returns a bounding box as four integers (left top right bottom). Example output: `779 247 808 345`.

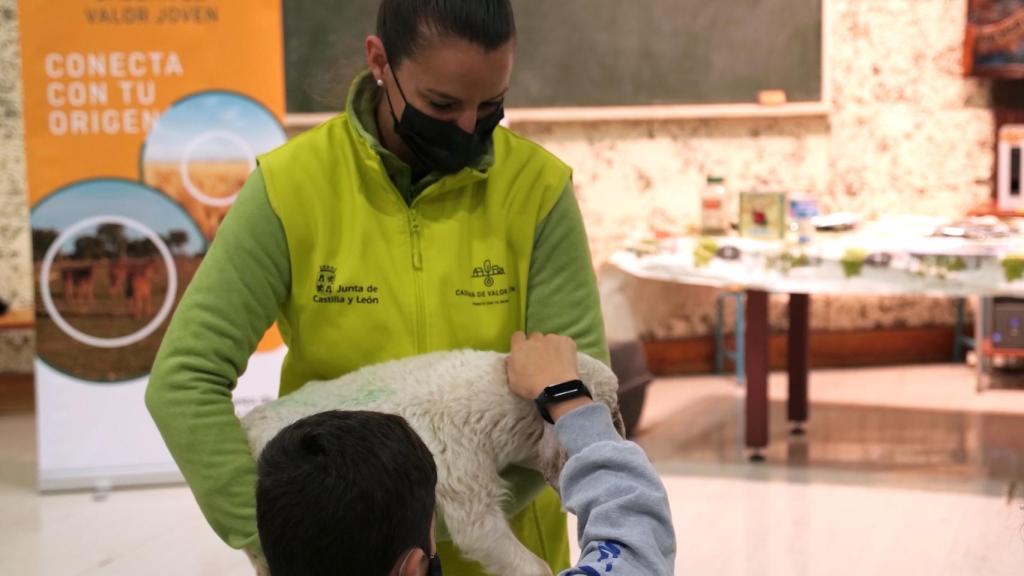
555 403 676 576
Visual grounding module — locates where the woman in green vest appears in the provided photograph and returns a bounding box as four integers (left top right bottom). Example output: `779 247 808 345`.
146 0 608 573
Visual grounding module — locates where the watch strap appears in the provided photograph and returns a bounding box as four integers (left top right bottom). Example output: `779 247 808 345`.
534 379 592 424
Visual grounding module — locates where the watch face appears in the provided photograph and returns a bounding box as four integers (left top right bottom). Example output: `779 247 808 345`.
535 380 590 424
546 380 590 401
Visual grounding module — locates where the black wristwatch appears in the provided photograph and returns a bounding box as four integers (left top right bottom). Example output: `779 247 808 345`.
534 379 592 424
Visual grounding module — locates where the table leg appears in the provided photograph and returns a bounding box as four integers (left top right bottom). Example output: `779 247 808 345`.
788 294 810 436
745 290 769 461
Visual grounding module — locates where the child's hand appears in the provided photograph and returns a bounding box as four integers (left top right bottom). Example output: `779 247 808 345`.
506 331 579 401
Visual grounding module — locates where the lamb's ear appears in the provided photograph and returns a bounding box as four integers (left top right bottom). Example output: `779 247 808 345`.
610 404 627 438
245 547 271 576
577 355 625 437
538 424 567 495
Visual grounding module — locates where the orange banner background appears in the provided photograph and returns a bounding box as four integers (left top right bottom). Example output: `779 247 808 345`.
18 0 284 204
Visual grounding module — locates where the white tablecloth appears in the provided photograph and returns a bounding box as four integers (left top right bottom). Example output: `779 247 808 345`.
610 218 1024 297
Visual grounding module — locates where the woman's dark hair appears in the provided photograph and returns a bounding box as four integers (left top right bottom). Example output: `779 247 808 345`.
377 0 516 69
256 410 438 576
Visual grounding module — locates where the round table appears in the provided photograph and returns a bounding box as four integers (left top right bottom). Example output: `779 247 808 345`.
610 220 1024 458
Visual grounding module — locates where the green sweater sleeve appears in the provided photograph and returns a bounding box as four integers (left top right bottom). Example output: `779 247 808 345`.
498 183 610 518
526 183 609 364
145 168 290 551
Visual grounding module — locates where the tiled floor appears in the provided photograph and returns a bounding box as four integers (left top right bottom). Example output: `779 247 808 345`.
627 365 1024 576
1 365 1023 575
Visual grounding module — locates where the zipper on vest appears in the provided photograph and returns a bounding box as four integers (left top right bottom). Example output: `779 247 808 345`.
409 209 426 353
409 211 423 270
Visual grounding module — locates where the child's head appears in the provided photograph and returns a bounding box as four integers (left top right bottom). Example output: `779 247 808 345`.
256 410 438 575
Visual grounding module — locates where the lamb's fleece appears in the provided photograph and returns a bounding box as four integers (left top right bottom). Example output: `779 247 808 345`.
242 349 622 576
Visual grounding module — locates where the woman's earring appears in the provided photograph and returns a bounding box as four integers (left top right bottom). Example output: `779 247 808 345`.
376 78 384 87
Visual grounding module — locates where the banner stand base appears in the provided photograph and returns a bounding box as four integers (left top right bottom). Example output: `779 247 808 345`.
38 467 184 494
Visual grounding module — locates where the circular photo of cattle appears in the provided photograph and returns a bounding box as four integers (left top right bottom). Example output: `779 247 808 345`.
141 91 287 241
31 179 207 383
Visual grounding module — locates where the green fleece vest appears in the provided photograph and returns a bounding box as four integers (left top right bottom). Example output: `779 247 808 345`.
259 115 571 395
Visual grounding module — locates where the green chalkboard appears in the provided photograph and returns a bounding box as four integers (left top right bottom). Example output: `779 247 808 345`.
284 0 823 114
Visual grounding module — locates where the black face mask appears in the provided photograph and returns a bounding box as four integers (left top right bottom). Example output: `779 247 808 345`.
383 67 504 174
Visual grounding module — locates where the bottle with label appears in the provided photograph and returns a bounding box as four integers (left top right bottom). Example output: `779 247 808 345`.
701 176 728 236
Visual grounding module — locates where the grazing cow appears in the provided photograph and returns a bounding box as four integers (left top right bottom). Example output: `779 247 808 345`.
109 258 159 319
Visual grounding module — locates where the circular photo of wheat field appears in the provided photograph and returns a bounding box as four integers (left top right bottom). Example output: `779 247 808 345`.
31 179 207 383
141 91 287 241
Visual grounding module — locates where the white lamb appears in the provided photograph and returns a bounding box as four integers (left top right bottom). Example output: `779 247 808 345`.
241 349 622 576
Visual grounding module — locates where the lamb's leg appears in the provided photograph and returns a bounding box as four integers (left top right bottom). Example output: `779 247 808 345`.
436 455 553 576
245 548 270 576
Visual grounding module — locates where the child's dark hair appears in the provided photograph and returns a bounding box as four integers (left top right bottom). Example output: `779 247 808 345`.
256 410 438 576
377 0 516 69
